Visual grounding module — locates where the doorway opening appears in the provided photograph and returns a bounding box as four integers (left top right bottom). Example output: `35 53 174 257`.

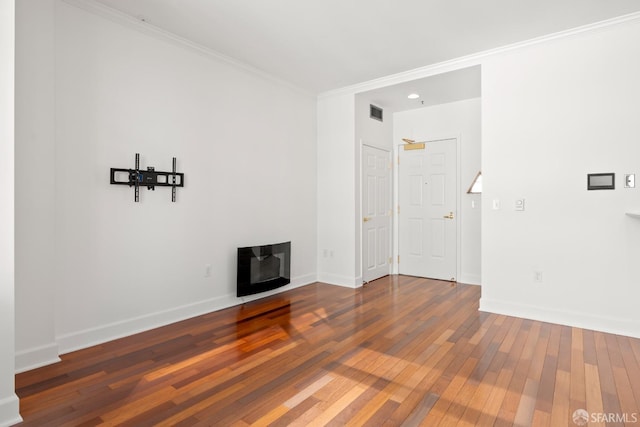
355 65 481 286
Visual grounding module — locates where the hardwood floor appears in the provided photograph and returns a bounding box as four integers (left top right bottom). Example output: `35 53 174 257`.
15 276 640 426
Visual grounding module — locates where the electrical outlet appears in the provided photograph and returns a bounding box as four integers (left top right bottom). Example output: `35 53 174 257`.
533 271 543 283
625 174 635 188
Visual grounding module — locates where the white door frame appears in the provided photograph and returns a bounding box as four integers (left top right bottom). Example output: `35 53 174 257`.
392 134 462 281
360 141 392 283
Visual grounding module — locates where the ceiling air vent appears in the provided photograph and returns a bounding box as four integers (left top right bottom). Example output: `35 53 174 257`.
370 104 383 122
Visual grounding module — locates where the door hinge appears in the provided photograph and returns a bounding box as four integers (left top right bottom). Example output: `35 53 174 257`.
397 255 400 263
388 256 392 264
397 205 400 215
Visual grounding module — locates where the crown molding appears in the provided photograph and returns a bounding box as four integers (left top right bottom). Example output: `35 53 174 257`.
57 0 640 99
61 0 314 98
319 10 640 99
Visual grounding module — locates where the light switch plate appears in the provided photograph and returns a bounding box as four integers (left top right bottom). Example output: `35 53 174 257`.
515 199 525 211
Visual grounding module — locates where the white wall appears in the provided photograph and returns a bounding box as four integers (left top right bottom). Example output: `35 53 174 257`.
354 94 394 281
394 98 482 284
480 19 640 337
355 96 394 151
14 1 317 360
15 0 59 372
320 93 480 287
14 3 640 386
317 93 357 286
0 0 21 424
317 13 640 338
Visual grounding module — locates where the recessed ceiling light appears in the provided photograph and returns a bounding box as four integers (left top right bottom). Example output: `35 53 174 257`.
408 93 420 99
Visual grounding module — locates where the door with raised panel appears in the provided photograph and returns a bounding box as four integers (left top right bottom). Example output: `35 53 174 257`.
362 145 391 283
399 139 457 281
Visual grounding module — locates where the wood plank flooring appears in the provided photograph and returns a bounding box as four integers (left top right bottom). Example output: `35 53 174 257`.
15 276 640 426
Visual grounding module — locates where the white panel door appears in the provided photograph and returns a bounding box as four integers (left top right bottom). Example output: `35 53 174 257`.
362 145 391 283
399 139 457 281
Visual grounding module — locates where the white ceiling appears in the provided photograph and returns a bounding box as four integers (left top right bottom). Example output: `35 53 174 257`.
358 66 481 113
93 0 640 94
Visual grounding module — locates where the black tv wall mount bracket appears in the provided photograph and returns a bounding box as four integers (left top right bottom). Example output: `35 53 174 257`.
110 153 184 202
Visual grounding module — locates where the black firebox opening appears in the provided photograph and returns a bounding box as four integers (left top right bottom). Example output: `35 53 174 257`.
237 241 291 297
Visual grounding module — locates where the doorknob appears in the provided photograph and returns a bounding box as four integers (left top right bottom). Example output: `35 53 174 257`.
443 212 454 219
363 217 372 222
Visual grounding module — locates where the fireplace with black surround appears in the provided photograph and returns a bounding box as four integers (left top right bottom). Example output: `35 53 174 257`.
237 241 291 297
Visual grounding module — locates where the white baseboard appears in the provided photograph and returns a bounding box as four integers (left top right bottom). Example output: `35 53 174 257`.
15 342 61 373
56 294 237 355
317 272 360 288
56 274 317 356
0 394 22 427
480 297 640 339
459 273 481 286
237 274 317 304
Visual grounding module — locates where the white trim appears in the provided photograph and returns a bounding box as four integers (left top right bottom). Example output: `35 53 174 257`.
56 274 316 356
358 139 363 282
354 275 363 288
455 135 462 284
0 395 22 427
361 142 393 153
317 272 361 288
360 142 393 284
238 274 317 304
392 144 399 275
480 297 640 339
15 343 61 374
319 11 640 99
0 0 18 424
459 273 481 286
60 0 312 97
